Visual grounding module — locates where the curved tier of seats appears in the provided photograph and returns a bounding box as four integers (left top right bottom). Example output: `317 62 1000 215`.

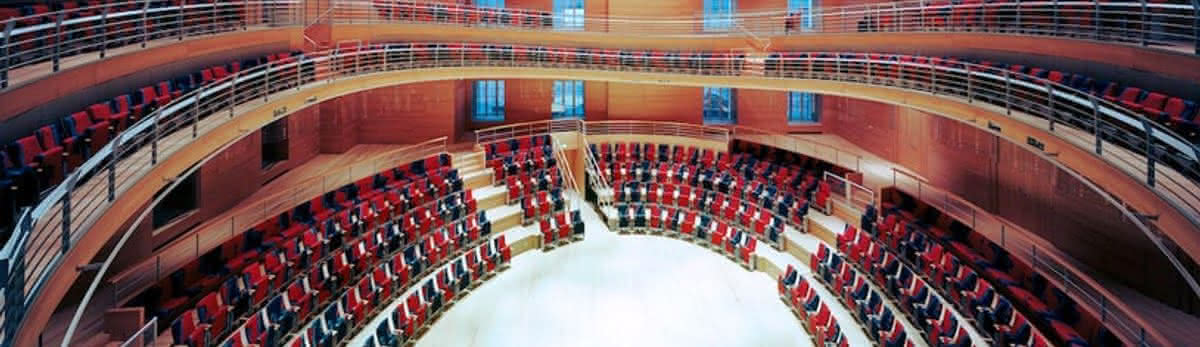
0 50 302 232
876 190 1115 346
152 153 494 346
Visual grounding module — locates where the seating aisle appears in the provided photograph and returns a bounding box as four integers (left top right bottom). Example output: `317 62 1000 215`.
347 198 816 347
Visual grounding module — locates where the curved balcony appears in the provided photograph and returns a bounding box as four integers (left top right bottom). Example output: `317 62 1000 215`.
2 43 1198 347
1 0 1195 93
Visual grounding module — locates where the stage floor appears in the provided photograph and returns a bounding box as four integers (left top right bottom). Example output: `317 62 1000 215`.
348 206 814 347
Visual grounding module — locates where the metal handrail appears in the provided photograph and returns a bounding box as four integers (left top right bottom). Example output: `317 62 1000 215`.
117 317 156 347
3 0 1196 90
730 125 863 172
0 43 1189 347
0 0 303 89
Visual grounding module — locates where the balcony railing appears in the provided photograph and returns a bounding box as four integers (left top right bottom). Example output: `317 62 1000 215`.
0 43 1189 347
1 0 1195 91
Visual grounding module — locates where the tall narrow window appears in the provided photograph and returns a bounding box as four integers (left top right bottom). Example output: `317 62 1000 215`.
703 87 736 124
553 0 584 30
703 0 737 31
152 171 199 228
261 118 289 169
788 92 820 123
552 80 585 119
786 0 817 33
474 80 506 122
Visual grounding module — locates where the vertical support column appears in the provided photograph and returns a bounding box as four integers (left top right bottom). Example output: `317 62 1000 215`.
107 136 119 202
1140 0 1149 46
1046 82 1055 131
178 0 186 41
1092 98 1103 154
1004 70 1012 115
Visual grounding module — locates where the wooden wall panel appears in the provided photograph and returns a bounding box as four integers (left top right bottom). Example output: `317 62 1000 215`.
607 0 701 33
823 96 1186 306
116 106 322 270
737 89 825 133
508 0 553 11
606 83 703 122
317 80 463 146
585 81 610 120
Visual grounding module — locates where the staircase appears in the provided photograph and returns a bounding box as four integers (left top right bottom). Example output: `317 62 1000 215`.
742 52 768 77
551 137 582 211
579 137 612 210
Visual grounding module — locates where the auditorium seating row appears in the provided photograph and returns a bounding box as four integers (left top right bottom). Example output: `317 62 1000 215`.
612 202 758 268
520 186 566 224
764 52 1199 144
775 264 852 347
838 223 1049 347
813 242 973 347
780 264 918 347
154 154 464 344
355 238 513 347
505 166 562 202
539 210 585 250
372 0 555 29
592 141 831 242
877 191 1111 346
0 50 303 232
0 1 246 64
174 189 496 347
613 182 788 248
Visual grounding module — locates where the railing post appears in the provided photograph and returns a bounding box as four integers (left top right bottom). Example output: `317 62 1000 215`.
1193 0 1200 54
230 72 238 118
1 21 13 89
107 136 118 202
1046 82 1055 131
178 0 187 41
141 0 151 48
1140 0 1148 46
1144 120 1156 187
1053 0 1061 34
211 0 219 34
966 69 973 102
52 13 64 72
1004 70 1012 115
930 65 937 94
243 0 249 30
1092 97 1102 154
264 62 271 101
152 113 159 165
1094 0 1102 39
192 92 199 138
95 5 108 59
61 183 72 254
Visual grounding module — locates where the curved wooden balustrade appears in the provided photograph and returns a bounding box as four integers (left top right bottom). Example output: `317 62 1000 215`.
3 44 1197 347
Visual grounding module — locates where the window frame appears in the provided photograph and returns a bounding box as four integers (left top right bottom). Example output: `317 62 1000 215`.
703 0 738 31
474 80 506 123
702 87 737 125
787 91 820 124
552 80 585 119
553 0 585 30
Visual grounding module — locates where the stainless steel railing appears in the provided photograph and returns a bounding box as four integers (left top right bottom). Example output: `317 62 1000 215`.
1 0 1195 91
0 42 1192 347
0 0 303 89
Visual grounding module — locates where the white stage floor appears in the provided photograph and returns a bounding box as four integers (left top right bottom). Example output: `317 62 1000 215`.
349 205 814 347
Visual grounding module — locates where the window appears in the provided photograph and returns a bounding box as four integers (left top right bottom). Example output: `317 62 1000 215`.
261 118 289 169
152 171 199 228
703 87 736 124
476 0 504 8
703 0 737 31
553 0 584 30
552 80 585 119
788 92 820 123
787 0 817 32
474 80 506 122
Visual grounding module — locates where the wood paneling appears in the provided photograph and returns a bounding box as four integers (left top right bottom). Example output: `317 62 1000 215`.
318 80 465 148
607 83 703 122
823 96 1191 310
737 89 826 132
